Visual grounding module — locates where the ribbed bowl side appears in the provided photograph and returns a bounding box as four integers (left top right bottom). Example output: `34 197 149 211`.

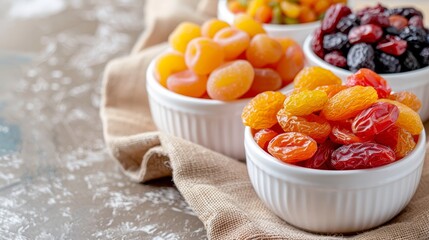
246 153 424 233
147 90 246 160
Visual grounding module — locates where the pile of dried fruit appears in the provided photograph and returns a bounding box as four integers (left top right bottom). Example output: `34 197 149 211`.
242 66 423 170
154 15 304 100
228 0 347 24
312 3 429 73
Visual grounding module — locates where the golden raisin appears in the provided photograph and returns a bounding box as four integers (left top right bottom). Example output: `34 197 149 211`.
283 90 328 116
377 99 423 135
294 66 342 90
242 91 286 129
388 91 422 112
314 84 348 98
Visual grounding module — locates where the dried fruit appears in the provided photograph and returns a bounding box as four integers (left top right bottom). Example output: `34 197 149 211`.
330 120 373 145
166 70 208 98
352 102 399 137
324 51 347 68
254 129 279 151
375 125 416 159
207 60 254 100
375 52 401 73
213 27 250 60
314 84 348 98
360 12 389 27
402 50 421 71
154 51 187 87
346 68 392 98
246 34 282 67
356 4 387 18
331 142 396 170
185 37 224 75
283 90 328 116
321 4 352 33
387 8 423 19
293 66 342 90
311 27 325 58
233 13 266 37
268 132 318 163
336 14 360 33
399 26 428 50
304 140 338 169
388 91 422 112
376 35 407 56
408 16 424 28
201 19 229 38
388 15 408 30
242 91 286 129
377 99 424 135
348 24 383 44
323 33 349 51
277 109 331 143
244 68 282 97
347 43 375 72
275 44 305 85
169 22 201 53
322 86 378 121
419 47 429 66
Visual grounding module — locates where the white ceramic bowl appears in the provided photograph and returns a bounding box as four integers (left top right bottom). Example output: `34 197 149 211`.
217 0 319 45
146 60 292 160
245 127 426 233
303 35 429 122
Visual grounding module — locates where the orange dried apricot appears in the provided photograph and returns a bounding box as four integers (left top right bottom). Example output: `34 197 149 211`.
207 60 254 101
377 99 423 135
268 132 318 163
283 90 328 116
246 34 282 67
166 70 207 98
254 128 279 151
154 51 187 87
275 44 305 85
185 37 224 75
201 19 229 38
233 13 266 37
244 68 282 97
242 91 286 129
322 86 378 121
277 109 331 143
168 22 201 53
213 27 250 60
294 66 342 90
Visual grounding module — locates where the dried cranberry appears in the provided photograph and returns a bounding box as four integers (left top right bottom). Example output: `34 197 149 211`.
336 14 360 34
419 47 429 66
401 51 421 71
323 33 349 51
376 52 402 73
346 68 391 98
388 7 423 19
376 35 407 56
311 27 325 58
324 51 347 68
352 102 399 137
361 12 389 27
388 15 408 30
409 16 424 28
348 24 383 44
347 43 375 72
331 143 396 170
322 4 352 33
356 4 387 18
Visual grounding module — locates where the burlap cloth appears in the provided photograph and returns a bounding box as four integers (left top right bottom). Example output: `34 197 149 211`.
100 0 429 239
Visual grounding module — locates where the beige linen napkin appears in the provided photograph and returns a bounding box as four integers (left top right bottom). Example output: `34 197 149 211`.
100 0 429 239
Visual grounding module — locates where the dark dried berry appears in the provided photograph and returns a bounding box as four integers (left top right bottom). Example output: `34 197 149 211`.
409 16 424 28
384 26 401 36
376 52 401 73
311 27 325 58
388 7 423 19
324 51 347 68
388 15 408 30
323 33 349 51
336 14 360 33
322 4 352 33
347 43 376 72
400 26 428 50
357 4 387 18
376 35 407 56
401 51 421 71
348 24 383 44
361 12 390 27
419 47 429 66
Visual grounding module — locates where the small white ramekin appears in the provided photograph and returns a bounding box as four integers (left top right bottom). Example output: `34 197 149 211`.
303 35 429 122
217 0 319 45
147 60 292 160
245 127 426 233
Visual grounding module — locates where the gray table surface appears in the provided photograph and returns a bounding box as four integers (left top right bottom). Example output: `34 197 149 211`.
1 1 428 239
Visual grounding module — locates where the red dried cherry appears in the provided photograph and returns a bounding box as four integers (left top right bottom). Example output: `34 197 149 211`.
330 120 373 145
324 51 347 68
331 142 396 170
346 68 392 98
348 24 383 44
376 35 407 56
304 140 338 169
352 102 399 137
322 4 352 33
312 28 325 58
